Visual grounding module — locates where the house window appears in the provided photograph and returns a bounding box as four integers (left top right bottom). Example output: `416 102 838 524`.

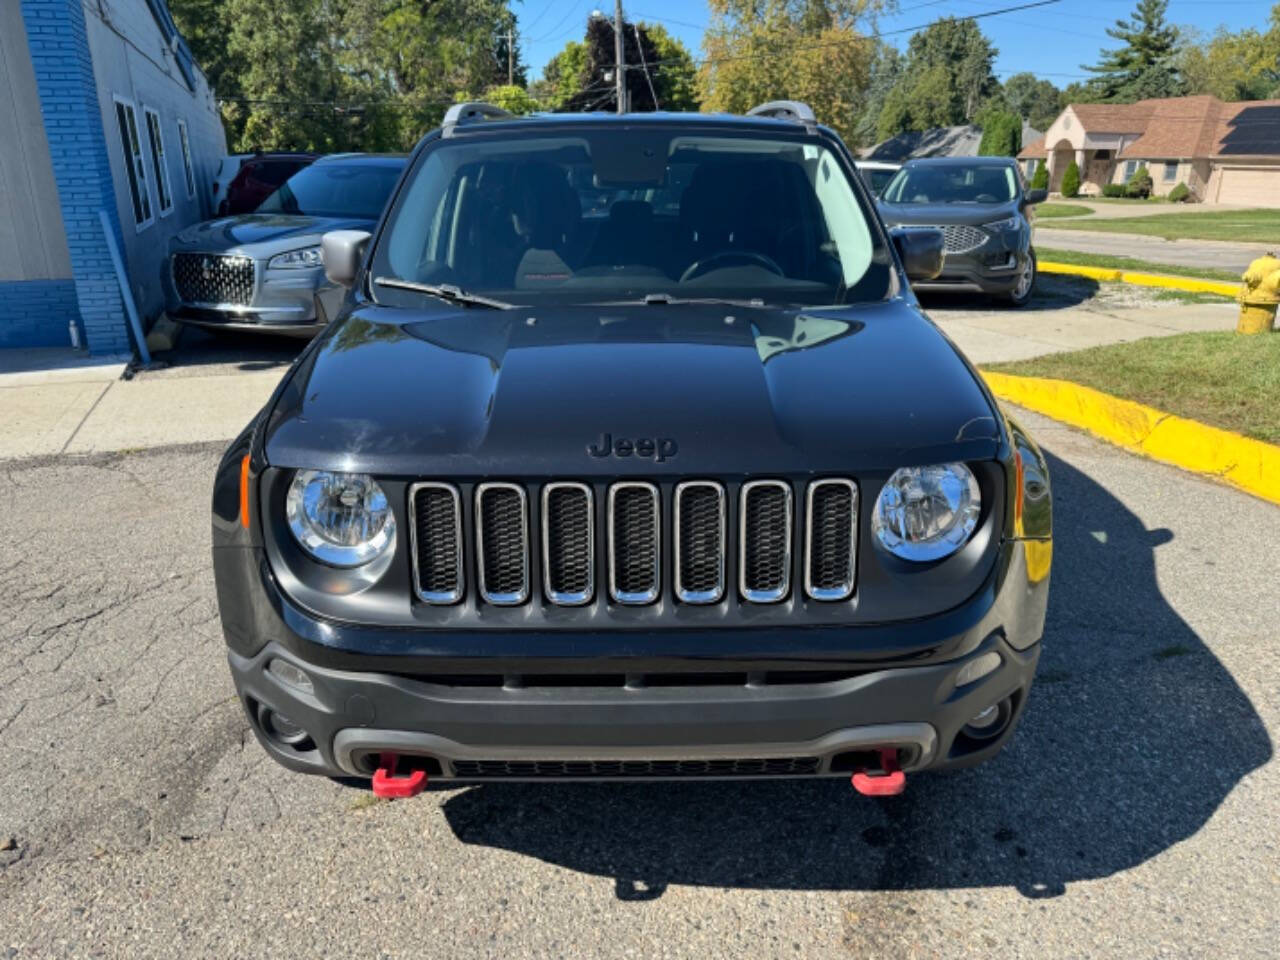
113 97 153 229
176 119 196 199
143 107 173 216
1025 159 1036 178
1163 161 1178 182
1123 160 1138 180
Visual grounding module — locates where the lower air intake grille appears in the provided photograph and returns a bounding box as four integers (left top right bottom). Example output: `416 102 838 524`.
675 482 725 603
451 757 821 778
740 480 792 603
410 483 462 604
806 479 858 601
542 483 594 605
476 483 529 604
609 482 660 604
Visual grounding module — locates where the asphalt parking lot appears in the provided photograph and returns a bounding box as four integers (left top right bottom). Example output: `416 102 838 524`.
1 402 1276 958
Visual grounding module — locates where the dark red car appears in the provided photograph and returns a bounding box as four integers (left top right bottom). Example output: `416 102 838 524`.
218 152 317 216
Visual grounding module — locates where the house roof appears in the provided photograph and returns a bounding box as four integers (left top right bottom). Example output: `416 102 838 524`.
862 125 983 162
1020 136 1046 159
1018 95 1280 160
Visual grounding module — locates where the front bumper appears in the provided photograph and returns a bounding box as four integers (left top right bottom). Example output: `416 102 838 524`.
914 247 1028 295
218 536 1048 782
163 257 339 334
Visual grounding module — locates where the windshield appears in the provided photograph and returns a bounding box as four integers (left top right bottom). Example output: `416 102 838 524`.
881 163 1017 204
371 131 891 306
860 166 898 196
257 161 404 218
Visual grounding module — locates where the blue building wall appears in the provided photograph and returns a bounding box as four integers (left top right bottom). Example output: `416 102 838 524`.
20 0 131 355
0 280 80 348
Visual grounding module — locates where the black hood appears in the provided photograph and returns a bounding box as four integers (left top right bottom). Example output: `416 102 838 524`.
876 200 1019 228
172 213 376 249
262 300 1001 477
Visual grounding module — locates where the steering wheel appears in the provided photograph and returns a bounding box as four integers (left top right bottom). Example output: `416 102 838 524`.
680 250 785 283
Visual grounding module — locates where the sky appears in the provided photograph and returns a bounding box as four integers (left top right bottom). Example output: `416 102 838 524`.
518 0 1272 87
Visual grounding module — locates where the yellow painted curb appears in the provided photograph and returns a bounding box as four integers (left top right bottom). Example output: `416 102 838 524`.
982 371 1280 506
1039 261 1241 298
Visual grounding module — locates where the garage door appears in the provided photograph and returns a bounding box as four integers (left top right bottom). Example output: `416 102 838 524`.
1217 168 1280 206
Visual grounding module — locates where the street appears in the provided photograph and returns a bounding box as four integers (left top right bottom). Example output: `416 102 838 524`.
1034 226 1262 275
1 402 1276 957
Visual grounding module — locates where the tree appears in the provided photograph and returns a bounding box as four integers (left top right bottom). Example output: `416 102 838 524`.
1082 0 1184 102
976 109 1021 156
875 17 999 140
1060 160 1080 198
1179 5 1280 101
477 84 538 115
699 0 891 145
1030 160 1048 190
853 44 903 147
542 15 675 113
642 23 700 112
1002 72 1063 131
531 40 589 109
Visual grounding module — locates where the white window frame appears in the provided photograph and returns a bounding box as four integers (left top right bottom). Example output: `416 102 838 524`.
142 105 174 217
112 95 154 231
1163 160 1179 183
176 118 196 200
1123 160 1138 180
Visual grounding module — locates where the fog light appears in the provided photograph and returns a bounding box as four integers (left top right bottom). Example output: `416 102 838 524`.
955 651 1001 688
260 707 309 746
968 704 1000 728
268 658 314 695
961 697 1012 741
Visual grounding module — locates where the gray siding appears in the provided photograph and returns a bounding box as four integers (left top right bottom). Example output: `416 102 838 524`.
0 1 72 282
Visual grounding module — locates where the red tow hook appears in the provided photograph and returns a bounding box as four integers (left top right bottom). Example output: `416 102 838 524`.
851 748 906 797
371 752 428 799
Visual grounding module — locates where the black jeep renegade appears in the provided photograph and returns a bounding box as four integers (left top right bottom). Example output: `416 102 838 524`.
211 101 1051 797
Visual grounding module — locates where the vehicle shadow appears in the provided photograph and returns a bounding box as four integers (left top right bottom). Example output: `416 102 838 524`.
915 274 1100 312
147 325 307 374
439 452 1271 899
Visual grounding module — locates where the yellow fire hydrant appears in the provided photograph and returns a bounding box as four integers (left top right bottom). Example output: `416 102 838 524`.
1238 252 1280 334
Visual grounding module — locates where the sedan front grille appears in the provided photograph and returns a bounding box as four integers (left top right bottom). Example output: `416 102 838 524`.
450 756 821 778
940 224 988 255
172 253 254 305
408 478 859 610
476 483 529 605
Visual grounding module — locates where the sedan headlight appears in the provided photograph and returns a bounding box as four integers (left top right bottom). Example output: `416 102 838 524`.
286 470 395 567
268 246 323 270
982 216 1022 233
872 463 981 562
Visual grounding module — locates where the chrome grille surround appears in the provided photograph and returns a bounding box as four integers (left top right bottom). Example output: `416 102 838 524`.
408 482 464 604
674 481 726 604
940 224 988 255
475 482 529 606
541 482 595 606
739 480 793 604
805 478 858 601
171 252 255 306
608 481 661 605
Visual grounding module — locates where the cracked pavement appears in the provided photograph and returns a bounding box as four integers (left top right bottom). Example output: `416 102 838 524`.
1 409 1277 958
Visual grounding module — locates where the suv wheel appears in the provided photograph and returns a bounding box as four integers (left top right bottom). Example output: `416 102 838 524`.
1000 249 1036 307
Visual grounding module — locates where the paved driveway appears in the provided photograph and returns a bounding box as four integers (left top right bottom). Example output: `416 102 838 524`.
1 410 1276 958
1035 226 1260 274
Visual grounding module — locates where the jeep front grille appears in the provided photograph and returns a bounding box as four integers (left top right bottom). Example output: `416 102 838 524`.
408 478 859 610
939 224 988 255
805 479 858 601
675 481 726 604
609 482 660 604
410 483 463 604
171 253 254 305
476 483 529 605
542 482 594 605
740 480 792 603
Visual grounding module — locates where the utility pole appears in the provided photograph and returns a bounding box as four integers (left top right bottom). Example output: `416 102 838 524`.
506 21 514 86
613 0 625 114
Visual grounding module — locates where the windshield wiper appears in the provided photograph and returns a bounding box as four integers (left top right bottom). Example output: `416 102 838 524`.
372 276 518 310
615 293 770 308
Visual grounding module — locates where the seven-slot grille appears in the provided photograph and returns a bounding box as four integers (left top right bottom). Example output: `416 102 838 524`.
407 479 859 608
939 224 988 255
171 253 254 305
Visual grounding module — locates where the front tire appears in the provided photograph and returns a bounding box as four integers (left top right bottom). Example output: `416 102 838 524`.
999 248 1036 307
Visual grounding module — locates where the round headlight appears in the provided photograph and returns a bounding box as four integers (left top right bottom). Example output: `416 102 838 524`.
872 463 981 562
286 470 395 567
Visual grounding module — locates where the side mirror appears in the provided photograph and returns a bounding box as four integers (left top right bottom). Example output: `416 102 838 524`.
891 227 944 283
321 229 372 288
1025 188 1048 205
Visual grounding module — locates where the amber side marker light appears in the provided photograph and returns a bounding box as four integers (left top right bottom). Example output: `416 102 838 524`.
240 454 251 529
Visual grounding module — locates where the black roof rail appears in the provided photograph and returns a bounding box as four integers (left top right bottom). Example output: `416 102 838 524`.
746 101 817 130
441 102 513 137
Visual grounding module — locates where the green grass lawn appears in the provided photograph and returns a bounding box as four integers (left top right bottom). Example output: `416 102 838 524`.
985 331 1280 444
1044 208 1280 243
1035 246 1242 284
1035 203 1093 219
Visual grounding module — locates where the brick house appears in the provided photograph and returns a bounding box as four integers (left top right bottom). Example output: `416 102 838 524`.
1 0 226 354
1018 95 1280 205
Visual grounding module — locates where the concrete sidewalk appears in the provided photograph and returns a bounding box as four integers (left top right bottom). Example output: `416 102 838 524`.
0 300 1239 460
